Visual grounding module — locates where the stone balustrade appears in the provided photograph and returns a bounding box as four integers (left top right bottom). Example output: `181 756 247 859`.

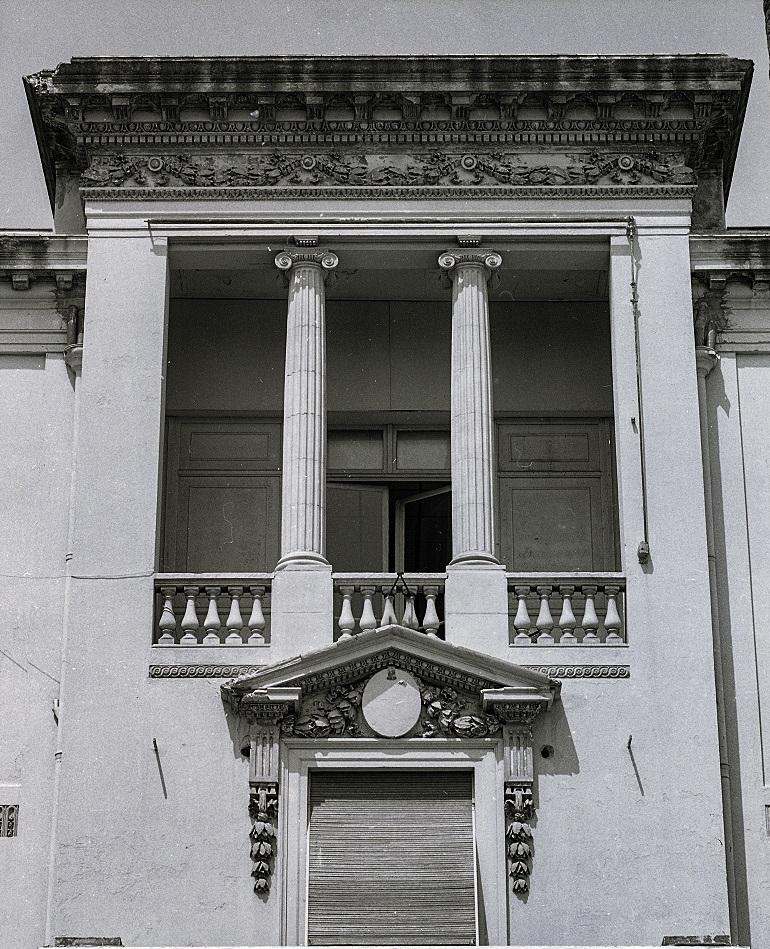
154 574 272 646
332 573 447 639
506 573 626 646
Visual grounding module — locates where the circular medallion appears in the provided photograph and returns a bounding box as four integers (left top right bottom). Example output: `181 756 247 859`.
361 667 422 738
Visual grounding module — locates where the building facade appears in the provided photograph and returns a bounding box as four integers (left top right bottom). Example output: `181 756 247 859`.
2 49 770 949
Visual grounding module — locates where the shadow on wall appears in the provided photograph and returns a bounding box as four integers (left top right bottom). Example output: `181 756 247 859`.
535 698 581 781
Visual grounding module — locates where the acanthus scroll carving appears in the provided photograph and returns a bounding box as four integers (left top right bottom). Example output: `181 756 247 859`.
278 674 510 739
419 682 502 738
281 683 364 738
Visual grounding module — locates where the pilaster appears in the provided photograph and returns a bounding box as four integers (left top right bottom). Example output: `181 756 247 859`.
610 224 730 938
51 233 170 938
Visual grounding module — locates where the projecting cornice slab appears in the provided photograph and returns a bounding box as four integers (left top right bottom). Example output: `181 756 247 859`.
24 55 752 210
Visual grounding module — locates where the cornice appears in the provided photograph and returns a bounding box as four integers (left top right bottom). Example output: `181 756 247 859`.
24 55 752 209
27 55 753 91
690 230 770 273
0 233 88 271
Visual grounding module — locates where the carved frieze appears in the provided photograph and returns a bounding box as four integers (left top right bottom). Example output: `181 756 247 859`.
79 149 696 197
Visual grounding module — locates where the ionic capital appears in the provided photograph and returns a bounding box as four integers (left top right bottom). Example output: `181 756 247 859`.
274 249 338 280
438 250 502 280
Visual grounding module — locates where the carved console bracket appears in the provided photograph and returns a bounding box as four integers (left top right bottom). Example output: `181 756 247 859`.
224 686 300 893
482 689 547 894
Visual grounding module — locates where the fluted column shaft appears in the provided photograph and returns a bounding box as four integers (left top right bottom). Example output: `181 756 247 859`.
439 250 502 564
275 250 338 567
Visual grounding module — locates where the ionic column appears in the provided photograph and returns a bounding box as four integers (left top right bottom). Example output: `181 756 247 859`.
274 249 338 568
438 250 502 564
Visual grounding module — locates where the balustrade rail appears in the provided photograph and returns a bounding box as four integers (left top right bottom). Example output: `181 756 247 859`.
332 573 446 639
506 573 626 645
154 574 272 646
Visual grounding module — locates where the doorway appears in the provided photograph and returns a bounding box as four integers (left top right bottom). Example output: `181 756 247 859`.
326 481 451 573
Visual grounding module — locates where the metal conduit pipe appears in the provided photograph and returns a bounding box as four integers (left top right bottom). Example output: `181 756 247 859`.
695 343 738 940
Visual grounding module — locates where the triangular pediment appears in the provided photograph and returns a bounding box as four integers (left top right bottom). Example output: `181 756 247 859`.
225 623 558 700
222 625 559 740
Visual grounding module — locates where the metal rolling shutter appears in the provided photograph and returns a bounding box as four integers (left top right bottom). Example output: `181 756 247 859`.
307 770 477 946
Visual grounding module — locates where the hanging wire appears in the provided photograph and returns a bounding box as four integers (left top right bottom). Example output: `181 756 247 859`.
386 571 413 599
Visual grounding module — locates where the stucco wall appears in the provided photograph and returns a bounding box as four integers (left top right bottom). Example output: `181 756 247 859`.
46 666 729 945
0 350 73 949
43 226 730 947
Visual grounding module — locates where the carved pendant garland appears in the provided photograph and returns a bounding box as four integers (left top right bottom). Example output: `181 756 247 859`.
505 783 535 893
249 783 278 892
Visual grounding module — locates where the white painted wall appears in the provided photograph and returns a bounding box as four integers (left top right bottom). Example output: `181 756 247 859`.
0 351 73 949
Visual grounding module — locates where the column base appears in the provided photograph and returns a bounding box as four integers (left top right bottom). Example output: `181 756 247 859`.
449 550 501 567
274 551 330 571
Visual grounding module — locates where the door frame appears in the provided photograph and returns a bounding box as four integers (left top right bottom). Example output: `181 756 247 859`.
279 740 507 947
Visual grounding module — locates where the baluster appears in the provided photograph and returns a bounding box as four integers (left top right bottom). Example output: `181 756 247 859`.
359 586 377 633
225 586 244 645
247 586 266 644
422 585 441 637
157 586 178 645
513 585 533 645
203 586 222 645
604 585 623 644
180 586 200 645
338 585 356 639
535 585 555 645
380 588 398 626
557 585 577 645
402 594 418 630
581 585 600 644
